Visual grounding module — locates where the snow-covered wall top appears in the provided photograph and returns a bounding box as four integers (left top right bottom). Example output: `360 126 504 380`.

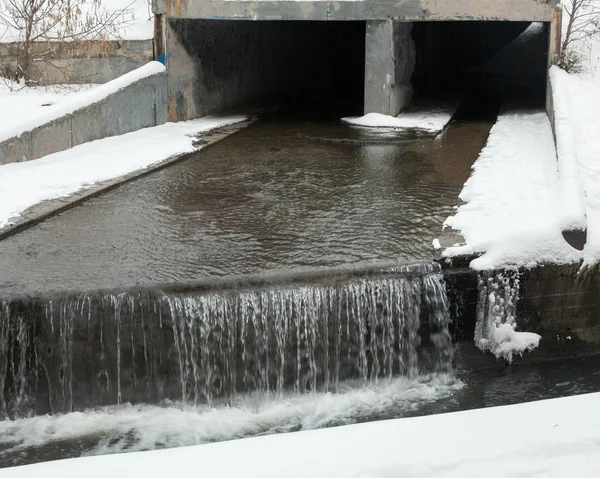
0 61 167 165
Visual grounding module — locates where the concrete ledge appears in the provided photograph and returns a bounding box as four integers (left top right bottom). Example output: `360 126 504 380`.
160 0 558 22
0 62 168 165
0 119 253 242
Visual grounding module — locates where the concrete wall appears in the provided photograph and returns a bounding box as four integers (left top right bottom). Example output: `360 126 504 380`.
156 0 559 22
0 68 167 165
0 40 154 85
446 262 600 368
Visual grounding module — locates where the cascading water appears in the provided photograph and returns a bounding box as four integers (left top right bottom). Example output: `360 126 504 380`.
475 269 540 362
0 263 453 419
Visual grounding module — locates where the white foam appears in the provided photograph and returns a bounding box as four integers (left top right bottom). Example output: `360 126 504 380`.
0 374 461 459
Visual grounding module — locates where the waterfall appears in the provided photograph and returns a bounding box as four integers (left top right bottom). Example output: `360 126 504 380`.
475 269 540 362
0 263 453 418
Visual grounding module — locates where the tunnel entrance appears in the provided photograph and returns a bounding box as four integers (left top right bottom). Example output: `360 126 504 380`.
169 19 366 118
167 19 551 120
410 21 550 107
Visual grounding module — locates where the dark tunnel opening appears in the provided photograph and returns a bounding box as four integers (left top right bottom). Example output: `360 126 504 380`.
168 19 551 119
411 21 550 108
169 19 366 118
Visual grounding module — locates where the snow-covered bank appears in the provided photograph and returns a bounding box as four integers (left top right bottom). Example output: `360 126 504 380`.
0 116 246 229
4 392 600 478
551 67 600 266
342 105 455 133
443 110 581 269
0 62 164 143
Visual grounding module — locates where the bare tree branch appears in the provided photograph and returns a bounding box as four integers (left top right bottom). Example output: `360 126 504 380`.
560 0 600 72
0 0 136 84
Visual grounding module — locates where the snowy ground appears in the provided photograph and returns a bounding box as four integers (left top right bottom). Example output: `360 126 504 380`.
0 0 153 43
0 116 246 229
551 68 600 266
3 392 600 478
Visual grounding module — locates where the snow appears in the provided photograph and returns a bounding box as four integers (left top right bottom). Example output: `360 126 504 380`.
486 323 541 359
550 67 600 267
475 272 541 362
0 0 154 43
342 109 453 133
0 116 246 229
0 375 460 461
0 61 164 143
443 110 582 269
3 392 600 478
0 82 97 137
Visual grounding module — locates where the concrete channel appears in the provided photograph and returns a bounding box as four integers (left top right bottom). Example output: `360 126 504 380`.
2 0 598 469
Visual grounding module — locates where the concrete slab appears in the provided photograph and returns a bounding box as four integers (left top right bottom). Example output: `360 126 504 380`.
156 0 558 22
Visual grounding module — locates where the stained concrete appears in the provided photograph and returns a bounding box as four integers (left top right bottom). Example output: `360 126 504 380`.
155 0 559 22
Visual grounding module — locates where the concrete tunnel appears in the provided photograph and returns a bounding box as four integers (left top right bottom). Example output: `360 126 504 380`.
157 1 560 121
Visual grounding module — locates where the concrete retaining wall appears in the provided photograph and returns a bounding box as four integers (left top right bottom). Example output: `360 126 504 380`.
0 62 167 165
0 40 154 85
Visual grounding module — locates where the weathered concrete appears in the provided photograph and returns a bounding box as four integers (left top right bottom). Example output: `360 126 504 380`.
364 20 415 115
155 0 559 22
445 261 600 369
0 40 154 85
0 68 167 165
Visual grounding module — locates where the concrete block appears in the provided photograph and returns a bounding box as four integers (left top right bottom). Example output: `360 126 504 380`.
364 20 415 116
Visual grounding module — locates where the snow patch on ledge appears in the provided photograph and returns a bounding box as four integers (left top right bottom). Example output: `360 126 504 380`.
0 116 246 229
0 62 166 143
341 109 453 134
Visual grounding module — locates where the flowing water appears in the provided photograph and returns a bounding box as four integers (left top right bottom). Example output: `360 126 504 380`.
0 113 493 297
0 263 452 418
3 106 598 471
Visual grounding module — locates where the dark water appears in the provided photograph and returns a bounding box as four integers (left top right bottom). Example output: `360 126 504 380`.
2 355 600 469
0 115 492 297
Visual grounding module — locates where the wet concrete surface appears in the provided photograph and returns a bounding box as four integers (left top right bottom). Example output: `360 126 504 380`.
0 110 493 297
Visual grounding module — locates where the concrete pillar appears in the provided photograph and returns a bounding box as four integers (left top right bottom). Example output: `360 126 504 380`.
165 20 201 122
364 20 415 116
